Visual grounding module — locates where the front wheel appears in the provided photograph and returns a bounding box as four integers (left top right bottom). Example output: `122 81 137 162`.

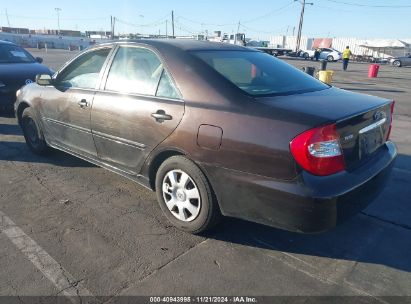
303 53 309 59
327 55 334 62
155 156 221 234
21 107 49 155
393 60 401 67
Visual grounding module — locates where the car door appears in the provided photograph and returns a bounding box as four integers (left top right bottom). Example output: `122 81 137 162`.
91 45 184 175
39 46 113 158
405 55 411 66
319 48 331 60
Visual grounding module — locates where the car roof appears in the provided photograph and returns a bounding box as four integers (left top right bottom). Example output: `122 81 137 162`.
95 39 256 52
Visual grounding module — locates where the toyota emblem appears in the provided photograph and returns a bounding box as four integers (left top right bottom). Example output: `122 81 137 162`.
373 111 386 121
25 79 33 85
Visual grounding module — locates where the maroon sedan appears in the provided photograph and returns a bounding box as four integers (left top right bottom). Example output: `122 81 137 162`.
15 40 396 233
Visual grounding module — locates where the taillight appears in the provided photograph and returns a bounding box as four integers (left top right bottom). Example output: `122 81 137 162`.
386 101 395 140
290 124 345 176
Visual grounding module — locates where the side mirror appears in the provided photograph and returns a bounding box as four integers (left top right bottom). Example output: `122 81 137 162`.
36 74 53 86
35 57 43 63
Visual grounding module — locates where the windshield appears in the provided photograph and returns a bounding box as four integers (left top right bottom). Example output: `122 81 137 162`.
0 44 36 64
192 50 328 96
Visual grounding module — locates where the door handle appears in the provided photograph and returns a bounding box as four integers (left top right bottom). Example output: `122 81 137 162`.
151 110 172 123
78 99 88 108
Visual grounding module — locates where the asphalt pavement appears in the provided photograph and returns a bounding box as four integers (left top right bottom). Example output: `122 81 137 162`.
0 49 410 303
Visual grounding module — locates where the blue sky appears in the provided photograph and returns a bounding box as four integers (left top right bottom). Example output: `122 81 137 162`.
1 0 410 39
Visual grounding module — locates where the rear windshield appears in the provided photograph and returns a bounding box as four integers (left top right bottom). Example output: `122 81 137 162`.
0 44 35 64
192 50 328 96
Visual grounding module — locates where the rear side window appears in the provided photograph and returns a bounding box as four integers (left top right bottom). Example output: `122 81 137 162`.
57 48 111 89
105 46 163 96
0 44 35 63
156 70 180 99
193 50 328 96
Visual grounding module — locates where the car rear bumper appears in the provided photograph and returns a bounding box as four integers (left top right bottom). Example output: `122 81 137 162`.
202 141 397 233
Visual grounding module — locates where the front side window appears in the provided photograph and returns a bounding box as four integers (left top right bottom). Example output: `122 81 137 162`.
193 50 328 96
105 47 163 96
56 48 111 89
0 44 35 63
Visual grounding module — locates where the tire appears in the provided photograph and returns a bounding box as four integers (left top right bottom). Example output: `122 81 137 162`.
155 156 222 234
327 55 334 62
21 107 49 155
303 53 309 59
393 60 401 67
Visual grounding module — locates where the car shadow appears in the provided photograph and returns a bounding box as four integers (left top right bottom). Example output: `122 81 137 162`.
0 141 95 168
0 110 15 118
206 153 411 274
0 123 22 136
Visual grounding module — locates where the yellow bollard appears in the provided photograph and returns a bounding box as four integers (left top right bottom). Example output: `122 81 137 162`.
318 70 334 84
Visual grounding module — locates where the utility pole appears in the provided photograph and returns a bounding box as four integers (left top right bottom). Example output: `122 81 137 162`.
235 21 241 45
110 16 116 39
5 9 11 27
294 0 313 52
166 20 168 38
55 8 62 36
110 16 113 39
171 11 175 38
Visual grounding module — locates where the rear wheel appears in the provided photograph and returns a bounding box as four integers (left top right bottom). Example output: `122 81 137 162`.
303 52 309 59
21 107 49 155
393 60 401 67
155 156 221 234
327 55 334 62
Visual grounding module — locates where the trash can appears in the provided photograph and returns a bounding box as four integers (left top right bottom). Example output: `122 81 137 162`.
320 60 328 71
318 70 334 84
302 67 316 77
368 64 380 78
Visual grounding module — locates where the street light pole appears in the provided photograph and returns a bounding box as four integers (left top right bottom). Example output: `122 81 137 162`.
139 14 144 37
55 8 62 36
295 0 313 52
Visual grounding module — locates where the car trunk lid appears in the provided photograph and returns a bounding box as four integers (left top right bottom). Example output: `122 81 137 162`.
256 87 393 171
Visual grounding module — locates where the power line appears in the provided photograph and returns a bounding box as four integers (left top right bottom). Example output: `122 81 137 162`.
322 0 411 8
175 14 236 27
242 1 296 23
174 1 296 27
0 13 107 21
240 23 289 35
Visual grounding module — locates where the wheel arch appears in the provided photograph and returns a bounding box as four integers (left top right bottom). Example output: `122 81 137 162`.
146 149 220 209
16 101 31 126
147 148 186 191
393 60 402 67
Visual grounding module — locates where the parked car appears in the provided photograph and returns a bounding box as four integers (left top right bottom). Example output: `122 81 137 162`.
302 48 342 61
0 40 53 112
15 40 396 234
391 55 411 67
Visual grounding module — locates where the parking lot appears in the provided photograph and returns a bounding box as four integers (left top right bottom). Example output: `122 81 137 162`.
1 49 410 303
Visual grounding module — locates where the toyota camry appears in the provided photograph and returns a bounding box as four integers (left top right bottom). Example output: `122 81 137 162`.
15 40 396 233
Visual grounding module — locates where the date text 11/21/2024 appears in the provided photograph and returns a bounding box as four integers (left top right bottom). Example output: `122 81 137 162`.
149 296 258 303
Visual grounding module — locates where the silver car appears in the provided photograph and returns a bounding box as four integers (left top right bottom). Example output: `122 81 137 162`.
392 55 411 67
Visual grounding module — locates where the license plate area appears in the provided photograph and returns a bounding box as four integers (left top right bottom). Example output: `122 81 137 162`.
359 126 384 159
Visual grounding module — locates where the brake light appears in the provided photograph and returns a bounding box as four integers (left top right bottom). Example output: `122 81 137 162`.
290 124 345 176
386 101 395 140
